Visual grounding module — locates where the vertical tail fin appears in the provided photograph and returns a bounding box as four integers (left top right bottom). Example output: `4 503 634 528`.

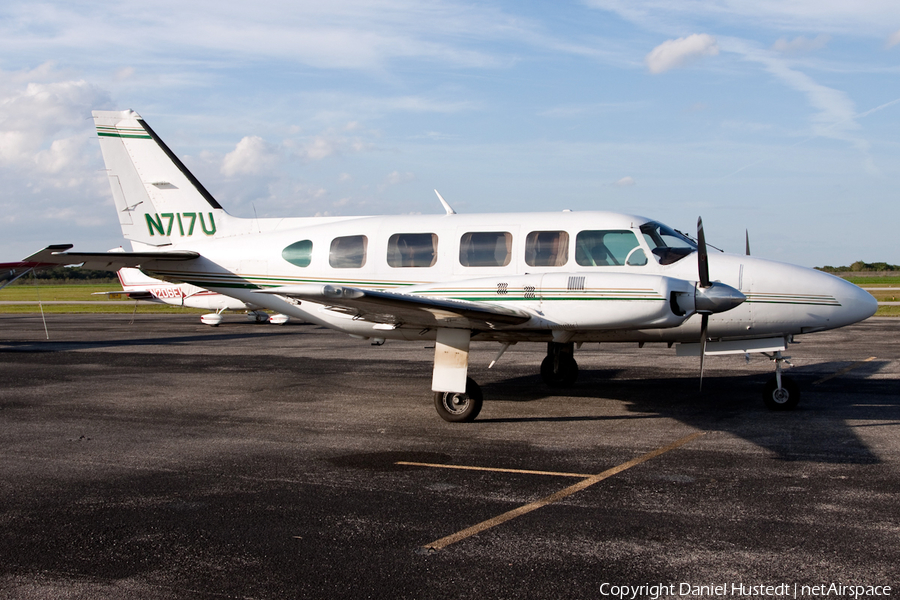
93 110 227 247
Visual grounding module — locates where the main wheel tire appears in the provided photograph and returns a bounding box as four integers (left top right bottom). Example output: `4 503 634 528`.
434 377 483 423
763 375 800 411
540 355 578 388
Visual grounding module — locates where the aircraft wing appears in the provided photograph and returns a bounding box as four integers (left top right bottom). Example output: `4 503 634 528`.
258 284 532 330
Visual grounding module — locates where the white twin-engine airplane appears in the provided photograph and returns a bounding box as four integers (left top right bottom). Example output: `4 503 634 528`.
95 266 289 326
8 110 878 422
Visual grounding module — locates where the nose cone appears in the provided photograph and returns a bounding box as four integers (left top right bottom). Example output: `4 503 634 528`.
831 276 878 327
743 258 878 334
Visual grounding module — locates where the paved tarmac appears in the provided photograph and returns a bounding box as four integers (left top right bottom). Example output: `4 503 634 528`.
1 314 898 600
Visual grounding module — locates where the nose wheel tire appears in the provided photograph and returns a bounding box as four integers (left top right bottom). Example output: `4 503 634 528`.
763 375 800 411
434 377 483 422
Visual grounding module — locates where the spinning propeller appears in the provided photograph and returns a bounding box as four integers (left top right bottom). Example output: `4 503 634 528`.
693 217 747 390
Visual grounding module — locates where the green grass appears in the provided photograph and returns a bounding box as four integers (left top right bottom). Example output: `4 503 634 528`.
845 276 900 286
871 291 899 302
875 305 900 317
0 284 118 302
0 284 204 314
0 304 206 314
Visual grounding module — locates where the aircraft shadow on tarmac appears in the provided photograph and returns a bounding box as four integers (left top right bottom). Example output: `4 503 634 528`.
476 360 896 465
1 320 895 466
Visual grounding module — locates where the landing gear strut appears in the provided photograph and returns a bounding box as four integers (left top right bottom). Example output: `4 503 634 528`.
434 377 483 422
763 350 799 410
540 341 578 387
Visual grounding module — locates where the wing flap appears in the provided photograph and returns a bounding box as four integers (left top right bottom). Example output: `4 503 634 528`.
257 284 532 330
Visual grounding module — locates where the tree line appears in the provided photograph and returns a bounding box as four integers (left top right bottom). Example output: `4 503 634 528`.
816 261 898 273
9 266 118 285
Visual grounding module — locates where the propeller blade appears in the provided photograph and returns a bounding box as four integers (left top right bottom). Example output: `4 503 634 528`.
699 313 709 392
697 217 710 288
745 229 751 256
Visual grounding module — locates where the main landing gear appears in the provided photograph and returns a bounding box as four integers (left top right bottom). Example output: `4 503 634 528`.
434 377 483 423
432 342 579 422
540 341 578 387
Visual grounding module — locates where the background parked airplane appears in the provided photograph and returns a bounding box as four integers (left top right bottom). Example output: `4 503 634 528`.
5 110 878 421
96 265 289 326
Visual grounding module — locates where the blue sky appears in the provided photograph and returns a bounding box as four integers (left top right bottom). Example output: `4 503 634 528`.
2 0 899 267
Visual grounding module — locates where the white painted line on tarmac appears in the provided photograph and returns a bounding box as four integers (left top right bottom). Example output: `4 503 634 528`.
396 462 592 478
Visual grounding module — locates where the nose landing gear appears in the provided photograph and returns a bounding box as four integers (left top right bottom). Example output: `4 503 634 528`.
763 351 799 410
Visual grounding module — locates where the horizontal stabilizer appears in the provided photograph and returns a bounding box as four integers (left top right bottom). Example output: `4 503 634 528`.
14 245 199 271
92 290 155 301
257 284 532 330
0 263 36 290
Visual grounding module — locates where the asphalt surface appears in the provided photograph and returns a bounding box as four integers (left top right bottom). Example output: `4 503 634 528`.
1 314 898 600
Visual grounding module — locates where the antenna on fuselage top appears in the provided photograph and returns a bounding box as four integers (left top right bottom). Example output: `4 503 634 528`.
434 190 456 215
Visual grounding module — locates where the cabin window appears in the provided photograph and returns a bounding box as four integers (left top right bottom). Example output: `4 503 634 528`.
329 235 367 268
525 231 569 267
387 233 438 268
575 230 647 266
282 240 313 268
459 231 512 267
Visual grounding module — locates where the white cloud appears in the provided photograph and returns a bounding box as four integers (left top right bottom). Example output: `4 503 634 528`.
113 66 135 81
0 63 108 180
887 29 900 48
0 1 525 73
586 1 900 38
645 34 719 74
380 171 415 190
613 176 636 187
0 63 118 257
221 136 279 176
288 131 375 161
538 102 640 118
771 34 830 54
726 40 863 147
385 171 415 185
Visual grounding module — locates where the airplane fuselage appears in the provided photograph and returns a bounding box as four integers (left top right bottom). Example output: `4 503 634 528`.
136 209 876 344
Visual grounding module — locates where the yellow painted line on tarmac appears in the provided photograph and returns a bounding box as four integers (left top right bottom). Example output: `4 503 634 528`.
812 356 877 385
413 431 706 552
396 462 593 478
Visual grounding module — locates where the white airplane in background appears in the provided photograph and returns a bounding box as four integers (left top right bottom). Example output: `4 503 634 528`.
96 265 289 326
5 110 878 422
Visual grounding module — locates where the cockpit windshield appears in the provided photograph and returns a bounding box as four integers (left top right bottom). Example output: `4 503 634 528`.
639 221 697 265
